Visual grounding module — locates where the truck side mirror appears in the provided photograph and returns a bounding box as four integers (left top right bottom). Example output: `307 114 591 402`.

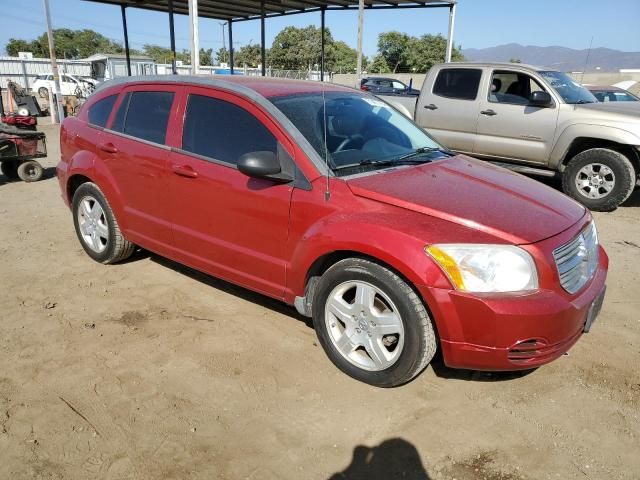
529 91 553 107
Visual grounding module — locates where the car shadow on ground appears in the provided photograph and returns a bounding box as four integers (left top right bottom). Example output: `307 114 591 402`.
148 253 313 328
328 438 431 480
142 251 541 382
0 166 57 186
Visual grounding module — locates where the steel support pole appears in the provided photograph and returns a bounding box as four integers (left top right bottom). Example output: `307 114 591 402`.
445 2 457 63
168 0 177 74
121 5 132 76
356 0 364 80
42 0 64 123
229 20 234 74
320 7 325 81
260 1 266 76
188 0 200 74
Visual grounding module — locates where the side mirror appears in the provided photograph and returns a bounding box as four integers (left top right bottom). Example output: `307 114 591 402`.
529 91 553 107
237 151 293 183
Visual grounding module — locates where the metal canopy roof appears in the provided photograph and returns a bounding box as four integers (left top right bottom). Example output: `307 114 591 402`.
84 0 455 22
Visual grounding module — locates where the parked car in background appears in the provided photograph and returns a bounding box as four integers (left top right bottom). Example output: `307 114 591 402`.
360 77 420 96
586 85 639 103
32 73 95 98
379 62 640 211
58 76 607 387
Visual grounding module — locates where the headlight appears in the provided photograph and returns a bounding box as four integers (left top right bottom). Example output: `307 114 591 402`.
425 244 538 293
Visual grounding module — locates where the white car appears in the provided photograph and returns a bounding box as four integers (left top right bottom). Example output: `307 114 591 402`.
31 73 96 98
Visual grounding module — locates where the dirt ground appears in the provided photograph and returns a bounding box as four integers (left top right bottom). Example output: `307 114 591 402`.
1 122 639 480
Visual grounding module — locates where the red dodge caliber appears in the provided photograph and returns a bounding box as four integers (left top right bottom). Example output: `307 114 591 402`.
57 76 608 387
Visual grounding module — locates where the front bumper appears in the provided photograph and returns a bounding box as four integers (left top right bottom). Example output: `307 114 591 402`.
417 247 608 371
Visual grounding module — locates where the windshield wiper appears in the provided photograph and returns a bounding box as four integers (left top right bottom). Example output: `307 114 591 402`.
394 146 449 161
572 99 595 104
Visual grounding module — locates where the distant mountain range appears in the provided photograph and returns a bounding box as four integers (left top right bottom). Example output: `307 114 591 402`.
462 43 640 72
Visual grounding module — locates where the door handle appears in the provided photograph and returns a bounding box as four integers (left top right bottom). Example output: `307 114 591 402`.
171 164 199 178
98 142 118 154
423 103 438 110
480 109 498 116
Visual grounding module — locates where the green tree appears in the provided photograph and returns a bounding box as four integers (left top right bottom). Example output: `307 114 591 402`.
235 43 262 68
328 40 360 73
6 29 125 59
215 47 229 64
406 34 464 72
200 48 213 66
269 25 328 70
368 54 391 74
377 31 412 73
142 44 188 64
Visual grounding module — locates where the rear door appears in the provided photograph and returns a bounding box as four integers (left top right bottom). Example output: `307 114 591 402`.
414 67 484 152
474 69 560 164
165 86 295 298
96 84 180 253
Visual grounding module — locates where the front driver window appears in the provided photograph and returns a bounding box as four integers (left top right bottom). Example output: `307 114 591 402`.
489 71 547 105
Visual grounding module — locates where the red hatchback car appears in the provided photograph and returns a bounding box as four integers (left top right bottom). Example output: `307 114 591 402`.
57 76 608 387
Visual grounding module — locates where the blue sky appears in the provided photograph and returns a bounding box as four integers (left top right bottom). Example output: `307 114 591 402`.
2 0 639 58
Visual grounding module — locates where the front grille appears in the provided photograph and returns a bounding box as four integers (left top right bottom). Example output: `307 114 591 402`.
553 222 599 294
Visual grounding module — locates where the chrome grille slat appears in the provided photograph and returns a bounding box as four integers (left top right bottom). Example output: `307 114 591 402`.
553 222 599 294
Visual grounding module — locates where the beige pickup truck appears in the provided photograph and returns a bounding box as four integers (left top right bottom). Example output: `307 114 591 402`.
380 62 640 211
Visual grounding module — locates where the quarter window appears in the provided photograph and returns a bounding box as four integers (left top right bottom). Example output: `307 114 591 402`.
118 91 174 145
433 68 482 100
87 94 117 127
182 94 277 165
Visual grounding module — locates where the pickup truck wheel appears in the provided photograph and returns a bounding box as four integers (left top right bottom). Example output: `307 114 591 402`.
562 148 635 211
72 182 135 264
312 258 436 387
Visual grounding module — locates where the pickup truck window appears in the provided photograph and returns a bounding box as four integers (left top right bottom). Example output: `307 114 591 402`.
433 68 482 101
182 94 276 165
539 71 597 104
489 71 546 105
119 91 174 145
88 94 117 127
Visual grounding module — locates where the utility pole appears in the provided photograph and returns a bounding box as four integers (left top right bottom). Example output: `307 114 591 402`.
219 22 227 63
188 0 200 74
356 0 364 81
42 0 64 123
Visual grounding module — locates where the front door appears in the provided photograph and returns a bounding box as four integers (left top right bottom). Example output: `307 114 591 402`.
166 87 294 298
474 69 560 164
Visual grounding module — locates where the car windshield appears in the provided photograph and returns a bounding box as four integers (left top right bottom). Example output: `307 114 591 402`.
591 89 639 102
539 71 597 104
269 91 448 176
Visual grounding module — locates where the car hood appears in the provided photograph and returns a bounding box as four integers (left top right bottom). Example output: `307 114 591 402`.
577 101 640 116
346 155 586 245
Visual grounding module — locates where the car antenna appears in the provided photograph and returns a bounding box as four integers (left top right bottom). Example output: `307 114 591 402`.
578 36 594 108
322 80 330 201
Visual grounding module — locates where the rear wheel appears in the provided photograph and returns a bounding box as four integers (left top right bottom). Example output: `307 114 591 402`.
1 161 19 180
312 258 437 387
562 148 636 211
17 161 43 182
72 182 135 264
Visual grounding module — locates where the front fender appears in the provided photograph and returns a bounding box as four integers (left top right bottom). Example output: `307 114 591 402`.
550 124 640 168
286 214 452 303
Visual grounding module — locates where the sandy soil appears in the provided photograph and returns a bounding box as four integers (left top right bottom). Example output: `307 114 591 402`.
1 122 639 480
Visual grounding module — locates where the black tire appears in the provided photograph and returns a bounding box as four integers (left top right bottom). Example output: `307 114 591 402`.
38 87 48 98
562 148 636 211
17 161 44 182
1 161 19 180
72 182 135 264
312 258 437 387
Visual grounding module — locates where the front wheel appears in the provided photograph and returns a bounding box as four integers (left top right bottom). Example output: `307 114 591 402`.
562 148 636 211
312 258 437 387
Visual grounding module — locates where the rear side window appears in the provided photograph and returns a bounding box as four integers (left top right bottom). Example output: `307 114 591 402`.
88 94 117 127
181 94 276 165
118 91 174 144
433 68 482 100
